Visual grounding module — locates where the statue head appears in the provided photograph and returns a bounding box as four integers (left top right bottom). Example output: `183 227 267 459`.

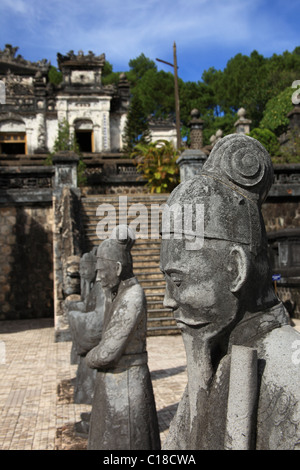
96 225 135 290
63 255 81 296
160 134 276 340
80 250 97 283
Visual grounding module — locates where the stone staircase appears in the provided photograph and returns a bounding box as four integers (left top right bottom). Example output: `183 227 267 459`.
80 194 179 336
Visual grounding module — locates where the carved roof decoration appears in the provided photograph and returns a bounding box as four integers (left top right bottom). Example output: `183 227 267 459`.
57 50 106 70
0 44 50 75
148 115 176 129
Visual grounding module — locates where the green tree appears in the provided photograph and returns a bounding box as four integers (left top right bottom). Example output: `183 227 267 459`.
200 48 300 130
45 119 87 186
248 128 280 156
216 50 270 126
52 119 80 153
133 69 175 119
132 140 180 193
101 59 123 86
278 128 300 163
48 65 63 85
202 112 237 146
259 86 295 136
122 93 151 154
128 53 157 85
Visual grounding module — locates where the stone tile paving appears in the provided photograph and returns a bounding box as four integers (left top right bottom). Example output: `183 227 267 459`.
0 318 187 450
1 317 298 450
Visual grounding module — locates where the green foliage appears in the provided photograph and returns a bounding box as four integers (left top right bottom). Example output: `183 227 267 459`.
248 128 280 156
202 112 237 146
45 119 87 186
47 47 300 169
132 140 180 193
273 128 300 164
216 50 271 127
102 47 300 150
128 53 157 84
101 60 122 86
133 69 176 119
259 87 294 136
77 158 87 187
52 119 80 154
48 66 63 85
102 60 113 77
122 94 151 154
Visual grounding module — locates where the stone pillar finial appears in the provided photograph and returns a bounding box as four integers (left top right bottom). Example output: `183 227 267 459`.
52 151 79 189
189 109 204 150
287 104 300 131
177 148 207 182
234 108 252 134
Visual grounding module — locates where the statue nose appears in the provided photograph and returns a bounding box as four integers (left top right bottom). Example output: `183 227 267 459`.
163 284 178 309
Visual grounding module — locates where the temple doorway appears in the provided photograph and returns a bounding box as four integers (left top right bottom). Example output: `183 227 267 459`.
0 132 26 154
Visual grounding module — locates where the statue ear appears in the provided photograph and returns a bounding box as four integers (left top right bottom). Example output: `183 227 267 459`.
116 261 122 277
228 245 249 293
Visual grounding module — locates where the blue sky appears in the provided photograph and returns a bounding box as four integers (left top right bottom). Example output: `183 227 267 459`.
0 0 299 83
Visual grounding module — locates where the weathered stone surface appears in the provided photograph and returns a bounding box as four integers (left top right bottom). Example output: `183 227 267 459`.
0 204 53 320
86 225 161 450
160 134 300 450
68 249 105 405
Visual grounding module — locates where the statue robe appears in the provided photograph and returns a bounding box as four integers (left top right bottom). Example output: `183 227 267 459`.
163 302 300 450
68 281 105 404
86 277 161 450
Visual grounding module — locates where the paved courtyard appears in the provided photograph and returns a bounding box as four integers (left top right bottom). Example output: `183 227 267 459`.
0 317 299 450
0 318 187 450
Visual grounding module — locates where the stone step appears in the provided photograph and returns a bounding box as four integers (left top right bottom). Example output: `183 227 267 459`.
81 195 169 203
147 325 179 336
80 194 178 335
147 311 174 322
147 317 177 328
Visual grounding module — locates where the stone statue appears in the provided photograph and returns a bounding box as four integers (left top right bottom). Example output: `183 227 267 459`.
86 225 161 450
68 249 105 405
68 250 97 368
62 255 81 299
68 249 99 318
160 134 300 450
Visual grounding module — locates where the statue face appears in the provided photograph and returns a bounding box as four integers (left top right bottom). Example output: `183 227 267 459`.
63 257 80 295
96 258 121 290
80 261 96 283
160 237 239 339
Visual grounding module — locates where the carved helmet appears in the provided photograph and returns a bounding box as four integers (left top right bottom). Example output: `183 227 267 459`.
163 134 274 254
96 225 135 266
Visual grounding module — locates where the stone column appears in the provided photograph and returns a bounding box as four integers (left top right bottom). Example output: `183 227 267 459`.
25 127 34 154
93 124 101 152
176 109 207 182
234 108 252 134
52 151 83 341
52 151 79 188
102 111 110 151
189 109 204 149
177 150 207 181
287 105 300 131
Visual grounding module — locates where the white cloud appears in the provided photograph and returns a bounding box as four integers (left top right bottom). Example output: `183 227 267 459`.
1 0 28 14
0 0 298 80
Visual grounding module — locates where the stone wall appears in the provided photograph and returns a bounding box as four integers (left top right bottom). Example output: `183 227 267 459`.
263 200 300 319
0 204 53 320
277 285 300 319
262 201 300 232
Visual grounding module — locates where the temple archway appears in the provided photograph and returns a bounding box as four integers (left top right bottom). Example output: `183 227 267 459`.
73 119 94 153
0 118 26 154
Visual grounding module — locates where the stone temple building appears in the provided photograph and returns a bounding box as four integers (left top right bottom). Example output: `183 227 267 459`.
0 44 300 336
0 44 177 156
0 44 131 155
